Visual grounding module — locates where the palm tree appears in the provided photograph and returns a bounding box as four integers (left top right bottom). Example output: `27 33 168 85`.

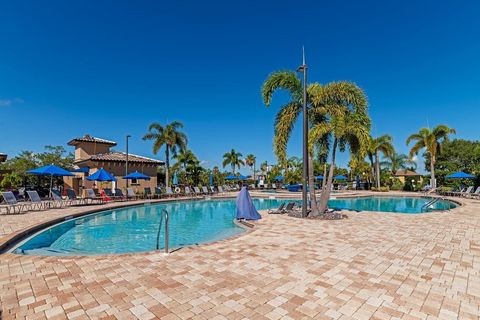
262 71 323 214
222 149 244 174
407 125 456 188
369 135 394 189
309 82 371 215
174 149 197 171
245 154 256 183
142 121 188 188
381 152 416 174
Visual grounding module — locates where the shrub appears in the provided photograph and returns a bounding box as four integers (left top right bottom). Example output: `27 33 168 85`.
380 186 390 192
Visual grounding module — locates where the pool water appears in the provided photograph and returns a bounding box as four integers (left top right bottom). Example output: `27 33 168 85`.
15 197 456 256
329 196 456 213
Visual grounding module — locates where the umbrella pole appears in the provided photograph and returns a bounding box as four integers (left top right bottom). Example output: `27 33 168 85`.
49 174 53 199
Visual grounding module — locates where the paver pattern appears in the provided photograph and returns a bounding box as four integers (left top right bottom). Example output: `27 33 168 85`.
1 192 480 319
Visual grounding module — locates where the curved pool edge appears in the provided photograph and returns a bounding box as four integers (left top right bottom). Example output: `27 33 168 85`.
0 195 239 254
1 192 463 256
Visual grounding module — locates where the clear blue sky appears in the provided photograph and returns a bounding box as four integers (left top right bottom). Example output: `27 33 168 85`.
1 1 479 174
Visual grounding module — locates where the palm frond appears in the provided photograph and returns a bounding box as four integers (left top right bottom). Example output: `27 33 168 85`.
262 71 302 106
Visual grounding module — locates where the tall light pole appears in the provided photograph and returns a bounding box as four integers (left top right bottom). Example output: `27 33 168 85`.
126 135 131 188
297 47 308 218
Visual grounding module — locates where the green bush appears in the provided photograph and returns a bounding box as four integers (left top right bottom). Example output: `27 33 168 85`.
380 186 390 192
371 187 377 191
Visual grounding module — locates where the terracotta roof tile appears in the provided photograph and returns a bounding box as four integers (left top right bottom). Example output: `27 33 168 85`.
76 151 163 165
68 134 117 146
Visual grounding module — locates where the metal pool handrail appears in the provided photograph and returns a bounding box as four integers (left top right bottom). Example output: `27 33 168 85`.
156 209 169 254
421 197 450 212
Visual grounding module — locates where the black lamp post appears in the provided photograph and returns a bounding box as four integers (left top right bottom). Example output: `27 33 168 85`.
297 47 308 218
126 135 131 188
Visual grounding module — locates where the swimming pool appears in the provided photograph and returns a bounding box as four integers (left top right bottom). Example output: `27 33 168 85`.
14 197 457 256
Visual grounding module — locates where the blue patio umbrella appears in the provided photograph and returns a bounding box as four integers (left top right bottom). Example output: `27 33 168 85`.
27 164 75 198
238 175 250 180
123 171 151 180
172 172 178 185
236 187 262 220
225 174 238 180
209 174 214 186
274 175 284 181
316 175 324 180
86 168 116 182
446 171 476 179
70 167 89 173
334 175 347 180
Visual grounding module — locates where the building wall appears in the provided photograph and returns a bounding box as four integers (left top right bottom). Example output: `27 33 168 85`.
64 160 159 196
74 143 112 160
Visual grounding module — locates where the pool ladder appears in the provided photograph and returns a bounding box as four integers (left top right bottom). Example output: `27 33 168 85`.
156 209 169 254
421 197 447 212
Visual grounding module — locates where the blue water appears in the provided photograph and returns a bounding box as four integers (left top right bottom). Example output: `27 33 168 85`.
15 197 456 256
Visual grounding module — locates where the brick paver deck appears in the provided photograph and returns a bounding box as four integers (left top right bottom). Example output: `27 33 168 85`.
1 192 480 319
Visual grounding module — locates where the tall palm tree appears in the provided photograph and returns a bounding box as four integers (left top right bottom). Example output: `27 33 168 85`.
262 71 323 214
222 149 244 174
142 121 187 188
381 152 416 174
174 149 197 171
309 82 371 215
369 135 394 189
407 124 456 188
245 154 256 183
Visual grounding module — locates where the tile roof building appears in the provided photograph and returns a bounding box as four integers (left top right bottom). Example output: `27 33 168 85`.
64 135 164 196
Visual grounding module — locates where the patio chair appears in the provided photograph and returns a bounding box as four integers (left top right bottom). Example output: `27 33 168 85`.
272 183 277 190
51 190 70 208
114 188 127 201
193 186 203 197
217 186 224 194
202 186 211 195
144 187 154 199
448 187 465 197
66 188 89 206
1 191 30 214
283 202 297 213
467 186 480 199
126 188 138 200
268 203 286 214
154 187 163 199
26 190 49 211
460 186 474 197
86 189 104 204
210 186 216 194
104 188 120 201
165 187 175 198
184 186 192 197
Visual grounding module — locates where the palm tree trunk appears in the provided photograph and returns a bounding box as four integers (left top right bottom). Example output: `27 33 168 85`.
253 162 256 186
375 150 381 189
232 164 235 175
430 155 436 188
322 163 327 190
318 138 338 214
307 153 319 217
165 146 170 188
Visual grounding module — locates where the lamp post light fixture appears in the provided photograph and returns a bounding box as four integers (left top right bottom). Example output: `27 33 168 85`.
296 47 308 218
126 135 131 188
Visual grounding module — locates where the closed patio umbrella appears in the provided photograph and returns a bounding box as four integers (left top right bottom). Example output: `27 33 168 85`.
236 187 261 220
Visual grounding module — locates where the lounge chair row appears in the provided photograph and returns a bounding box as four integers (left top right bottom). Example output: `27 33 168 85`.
0 189 106 215
440 186 480 199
